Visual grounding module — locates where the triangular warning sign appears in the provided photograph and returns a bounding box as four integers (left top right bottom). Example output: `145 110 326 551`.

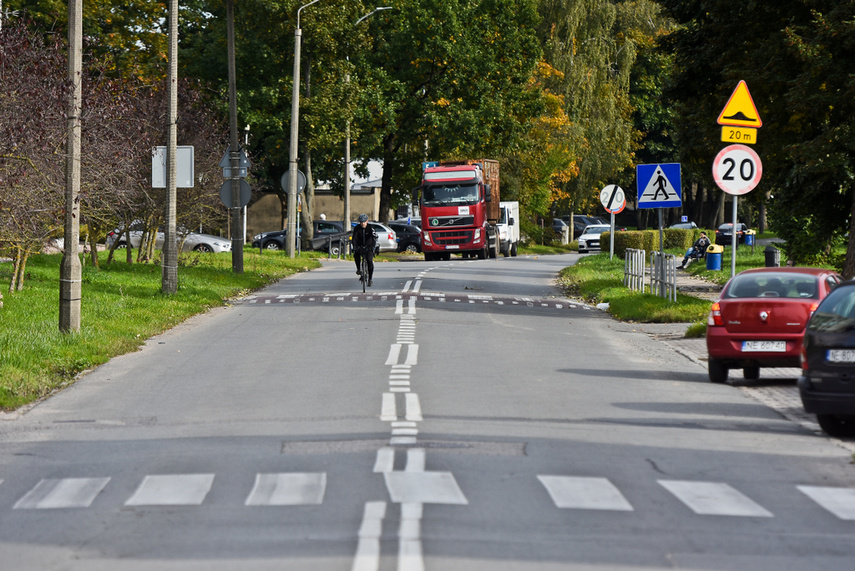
717 80 762 127
639 167 678 203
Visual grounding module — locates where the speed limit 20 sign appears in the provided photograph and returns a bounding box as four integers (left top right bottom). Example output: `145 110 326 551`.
712 144 763 195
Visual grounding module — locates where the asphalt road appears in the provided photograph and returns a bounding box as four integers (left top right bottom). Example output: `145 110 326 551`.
0 253 853 570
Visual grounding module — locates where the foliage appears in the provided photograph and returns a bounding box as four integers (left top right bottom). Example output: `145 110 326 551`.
0 249 320 410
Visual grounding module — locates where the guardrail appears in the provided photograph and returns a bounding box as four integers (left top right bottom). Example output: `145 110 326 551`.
624 248 646 293
650 251 677 302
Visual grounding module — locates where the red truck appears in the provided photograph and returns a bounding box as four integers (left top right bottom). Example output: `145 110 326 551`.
419 159 501 261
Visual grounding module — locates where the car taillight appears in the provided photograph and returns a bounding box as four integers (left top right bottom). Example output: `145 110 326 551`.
809 302 819 314
708 302 724 327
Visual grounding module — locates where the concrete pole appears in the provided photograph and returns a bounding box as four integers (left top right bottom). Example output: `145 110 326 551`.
59 0 82 332
161 0 179 294
227 0 243 272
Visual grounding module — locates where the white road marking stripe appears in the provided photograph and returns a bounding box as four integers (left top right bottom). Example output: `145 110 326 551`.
352 501 387 571
405 394 423 421
390 436 417 445
659 480 772 517
386 344 403 366
374 448 396 473
125 474 215 506
408 297 417 315
245 473 326 505
405 345 419 366
396 300 404 314
390 375 411 380
798 486 855 520
14 477 110 509
538 476 633 511
406 448 426 472
392 421 417 428
384 471 467 505
390 387 411 393
412 280 422 293
381 393 397 421
389 381 411 387
403 280 412 292
392 428 419 436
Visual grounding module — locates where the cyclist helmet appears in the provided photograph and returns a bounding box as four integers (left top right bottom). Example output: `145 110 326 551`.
357 214 369 223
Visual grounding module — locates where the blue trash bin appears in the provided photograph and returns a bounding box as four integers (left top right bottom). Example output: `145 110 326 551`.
706 244 723 271
745 233 755 246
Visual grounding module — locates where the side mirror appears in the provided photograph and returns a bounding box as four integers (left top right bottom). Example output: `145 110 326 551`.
509 217 514 226
484 184 492 202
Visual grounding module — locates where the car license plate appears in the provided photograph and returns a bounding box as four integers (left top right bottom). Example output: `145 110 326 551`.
742 341 786 352
827 349 855 363
445 245 459 249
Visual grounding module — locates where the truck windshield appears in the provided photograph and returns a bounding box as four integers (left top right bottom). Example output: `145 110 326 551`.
422 184 479 206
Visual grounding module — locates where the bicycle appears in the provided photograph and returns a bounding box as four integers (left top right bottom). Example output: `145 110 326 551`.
354 245 371 293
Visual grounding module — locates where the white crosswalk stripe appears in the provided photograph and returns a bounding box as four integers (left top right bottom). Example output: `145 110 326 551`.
798 486 855 520
14 477 110 509
125 474 214 506
538 475 633 511
245 473 327 506
658 480 772 517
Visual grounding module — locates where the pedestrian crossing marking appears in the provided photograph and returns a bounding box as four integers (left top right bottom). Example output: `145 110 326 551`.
538 475 633 511
125 474 215 506
659 480 772 517
14 477 110 510
384 471 468 505
798 486 855 520
245 473 327 506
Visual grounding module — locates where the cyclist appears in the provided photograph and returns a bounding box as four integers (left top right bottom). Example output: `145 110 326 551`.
352 214 377 287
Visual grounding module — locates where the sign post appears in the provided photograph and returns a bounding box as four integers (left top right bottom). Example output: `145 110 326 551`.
600 185 625 260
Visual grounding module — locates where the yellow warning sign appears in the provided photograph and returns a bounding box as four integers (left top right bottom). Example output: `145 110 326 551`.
717 80 762 128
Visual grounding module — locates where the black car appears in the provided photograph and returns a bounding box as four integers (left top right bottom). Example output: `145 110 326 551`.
715 222 749 245
388 222 421 254
251 220 349 254
798 280 855 437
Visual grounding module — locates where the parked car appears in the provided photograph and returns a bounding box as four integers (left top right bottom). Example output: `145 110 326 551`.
670 221 699 230
394 218 421 230
577 224 611 253
252 220 349 254
706 267 844 383
388 222 421 254
798 280 855 437
106 223 231 253
715 222 749 245
551 218 569 235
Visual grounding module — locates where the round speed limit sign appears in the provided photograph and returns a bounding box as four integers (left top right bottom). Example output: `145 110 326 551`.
712 144 763 195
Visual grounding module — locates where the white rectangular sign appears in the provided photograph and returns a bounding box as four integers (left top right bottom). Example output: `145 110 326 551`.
152 146 195 188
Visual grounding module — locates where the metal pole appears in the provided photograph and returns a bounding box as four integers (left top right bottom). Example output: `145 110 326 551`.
161 0 179 294
609 212 615 260
227 0 243 272
658 209 665 298
59 0 82 332
731 196 738 279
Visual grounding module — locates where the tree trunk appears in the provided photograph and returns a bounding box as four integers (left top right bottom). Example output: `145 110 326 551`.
15 250 29 291
301 150 314 246
9 245 21 293
843 190 855 279
379 134 396 224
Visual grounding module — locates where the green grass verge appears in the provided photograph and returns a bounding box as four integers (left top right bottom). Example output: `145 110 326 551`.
557 253 712 324
0 249 321 411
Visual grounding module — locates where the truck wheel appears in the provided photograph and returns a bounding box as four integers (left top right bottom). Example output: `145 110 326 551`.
477 246 487 260
510 242 518 257
424 252 436 262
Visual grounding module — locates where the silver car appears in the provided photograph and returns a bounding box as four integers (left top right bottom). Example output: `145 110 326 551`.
106 224 231 253
577 224 610 253
370 222 398 253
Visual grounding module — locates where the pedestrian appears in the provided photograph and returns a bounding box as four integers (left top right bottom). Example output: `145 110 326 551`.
678 232 711 269
319 213 326 220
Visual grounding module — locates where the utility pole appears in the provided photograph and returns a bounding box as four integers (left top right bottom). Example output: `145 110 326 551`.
227 0 243 272
59 0 82 332
161 0 179 294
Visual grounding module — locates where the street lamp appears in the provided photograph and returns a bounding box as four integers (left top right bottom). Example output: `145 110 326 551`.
285 0 321 258
343 7 392 228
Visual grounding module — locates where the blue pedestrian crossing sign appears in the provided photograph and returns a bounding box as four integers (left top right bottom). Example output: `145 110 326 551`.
637 163 682 209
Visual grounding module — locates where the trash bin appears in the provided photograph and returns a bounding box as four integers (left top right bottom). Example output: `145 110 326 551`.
744 229 756 246
764 245 781 267
706 244 724 271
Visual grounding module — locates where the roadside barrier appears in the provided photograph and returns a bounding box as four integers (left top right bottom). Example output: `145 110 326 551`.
651 251 677 302
624 248 646 293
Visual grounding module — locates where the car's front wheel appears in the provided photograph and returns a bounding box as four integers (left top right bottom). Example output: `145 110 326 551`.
708 359 728 383
403 243 419 254
193 244 214 253
817 414 855 437
264 241 281 251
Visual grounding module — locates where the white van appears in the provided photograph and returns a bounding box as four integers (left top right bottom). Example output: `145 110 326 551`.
497 201 520 257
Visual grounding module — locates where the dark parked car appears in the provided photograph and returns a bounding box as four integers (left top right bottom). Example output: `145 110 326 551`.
706 267 843 383
388 222 421 254
670 221 699 230
715 222 749 245
251 220 349 254
798 280 855 437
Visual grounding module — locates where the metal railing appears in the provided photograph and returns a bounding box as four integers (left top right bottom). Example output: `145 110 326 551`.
650 251 677 302
624 248 646 293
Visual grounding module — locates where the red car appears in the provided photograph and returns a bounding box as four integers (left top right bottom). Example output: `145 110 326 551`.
706 267 843 383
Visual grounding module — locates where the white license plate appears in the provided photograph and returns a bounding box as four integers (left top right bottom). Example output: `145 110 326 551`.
827 349 855 363
445 245 459 250
742 341 786 352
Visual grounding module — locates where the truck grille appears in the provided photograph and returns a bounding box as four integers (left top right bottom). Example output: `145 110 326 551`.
427 216 475 228
433 230 473 245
